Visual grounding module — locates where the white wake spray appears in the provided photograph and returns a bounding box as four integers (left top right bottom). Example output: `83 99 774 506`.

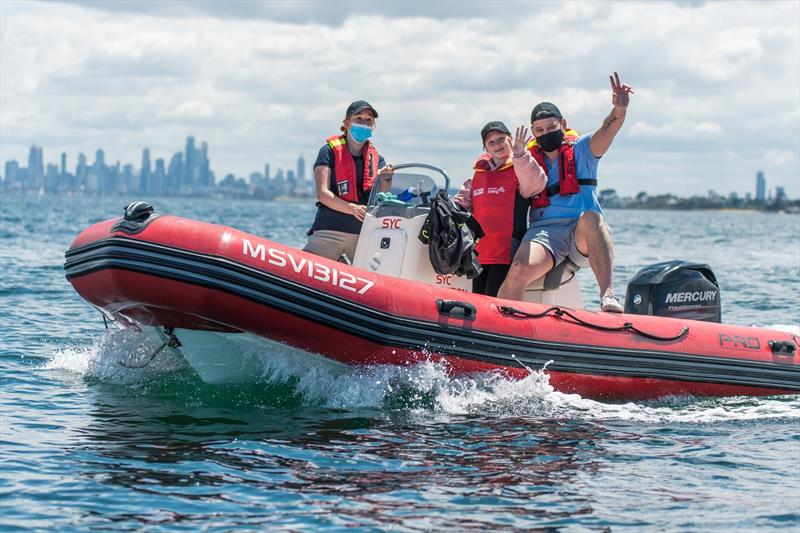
45 328 800 423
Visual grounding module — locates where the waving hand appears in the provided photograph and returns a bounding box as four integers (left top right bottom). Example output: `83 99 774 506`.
512 126 532 156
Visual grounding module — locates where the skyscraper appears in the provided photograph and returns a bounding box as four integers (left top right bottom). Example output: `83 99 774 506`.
45 163 60 191
153 159 166 196
180 136 212 189
141 148 152 194
184 136 196 188
200 142 211 187
76 153 88 190
122 164 135 193
27 145 44 189
87 149 107 192
755 171 766 202
167 152 183 194
4 160 20 190
297 154 305 182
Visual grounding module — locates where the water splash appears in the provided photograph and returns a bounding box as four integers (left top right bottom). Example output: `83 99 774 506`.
46 328 188 384
765 323 800 335
45 329 800 423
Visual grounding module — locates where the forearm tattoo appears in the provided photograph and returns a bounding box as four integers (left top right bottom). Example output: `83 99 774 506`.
602 114 620 132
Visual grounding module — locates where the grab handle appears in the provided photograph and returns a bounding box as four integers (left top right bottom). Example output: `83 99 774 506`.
436 299 477 321
769 340 796 356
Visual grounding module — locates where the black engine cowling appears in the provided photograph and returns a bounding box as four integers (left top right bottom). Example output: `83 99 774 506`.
624 260 721 322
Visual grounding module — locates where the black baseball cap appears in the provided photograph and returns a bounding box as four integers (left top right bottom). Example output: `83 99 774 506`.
346 100 378 118
480 121 511 143
531 102 563 122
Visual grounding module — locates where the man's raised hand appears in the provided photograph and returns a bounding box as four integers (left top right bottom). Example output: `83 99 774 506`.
610 72 633 110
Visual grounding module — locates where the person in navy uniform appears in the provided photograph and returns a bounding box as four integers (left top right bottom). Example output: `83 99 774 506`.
304 100 393 262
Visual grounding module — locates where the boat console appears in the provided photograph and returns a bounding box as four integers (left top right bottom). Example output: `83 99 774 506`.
351 163 583 307
351 163 472 291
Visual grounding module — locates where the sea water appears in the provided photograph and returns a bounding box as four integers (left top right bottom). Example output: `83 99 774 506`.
1 195 798 531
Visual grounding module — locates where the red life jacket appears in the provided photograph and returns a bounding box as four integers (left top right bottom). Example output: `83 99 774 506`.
470 154 518 265
327 134 379 203
528 129 582 209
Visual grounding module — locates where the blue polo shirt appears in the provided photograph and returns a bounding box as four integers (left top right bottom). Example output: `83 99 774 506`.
531 133 603 224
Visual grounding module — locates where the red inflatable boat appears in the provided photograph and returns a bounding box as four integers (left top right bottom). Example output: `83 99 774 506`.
63 200 799 401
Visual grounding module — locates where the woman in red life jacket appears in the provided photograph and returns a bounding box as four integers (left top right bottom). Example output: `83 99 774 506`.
454 121 548 296
304 100 393 262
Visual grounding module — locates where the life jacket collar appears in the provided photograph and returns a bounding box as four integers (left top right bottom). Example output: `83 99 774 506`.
527 129 582 209
327 134 379 203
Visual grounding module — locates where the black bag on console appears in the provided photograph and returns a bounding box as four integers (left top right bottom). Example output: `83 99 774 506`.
418 190 485 279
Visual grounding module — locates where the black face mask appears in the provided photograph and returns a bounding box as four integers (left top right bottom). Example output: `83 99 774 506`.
535 129 564 152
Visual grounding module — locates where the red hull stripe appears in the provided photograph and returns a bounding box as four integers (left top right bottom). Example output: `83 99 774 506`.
65 237 800 393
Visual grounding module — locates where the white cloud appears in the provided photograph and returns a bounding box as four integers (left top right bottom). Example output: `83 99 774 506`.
163 101 215 121
762 149 796 167
630 120 722 137
0 0 798 198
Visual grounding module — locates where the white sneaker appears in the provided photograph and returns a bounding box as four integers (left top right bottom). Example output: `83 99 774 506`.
601 292 624 313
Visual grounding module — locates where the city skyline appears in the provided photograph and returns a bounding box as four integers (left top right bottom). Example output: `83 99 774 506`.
2 137 795 207
2 137 311 198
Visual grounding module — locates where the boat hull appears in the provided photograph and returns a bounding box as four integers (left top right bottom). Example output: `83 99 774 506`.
65 215 800 400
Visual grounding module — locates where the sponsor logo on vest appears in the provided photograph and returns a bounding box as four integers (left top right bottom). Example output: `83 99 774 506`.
633 294 642 305
243 238 374 294
473 187 484 196
337 180 350 196
719 333 761 350
664 290 716 304
487 186 507 195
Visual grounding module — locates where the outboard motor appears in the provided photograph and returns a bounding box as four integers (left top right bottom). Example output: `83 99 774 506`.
624 260 721 322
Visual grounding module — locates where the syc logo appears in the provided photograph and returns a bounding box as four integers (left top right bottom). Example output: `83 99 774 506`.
381 218 401 229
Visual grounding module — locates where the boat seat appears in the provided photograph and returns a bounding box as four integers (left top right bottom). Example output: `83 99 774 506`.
527 257 581 291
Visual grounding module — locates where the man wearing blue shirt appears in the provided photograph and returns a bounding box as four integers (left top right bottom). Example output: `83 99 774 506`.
498 72 633 312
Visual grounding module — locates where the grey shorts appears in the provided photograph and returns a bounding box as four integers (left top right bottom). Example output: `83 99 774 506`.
303 230 359 262
523 219 590 268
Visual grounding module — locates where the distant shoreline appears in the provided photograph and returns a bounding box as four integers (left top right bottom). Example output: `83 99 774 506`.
1 190 798 213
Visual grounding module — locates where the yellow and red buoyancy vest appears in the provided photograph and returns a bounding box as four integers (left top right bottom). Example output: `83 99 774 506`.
470 154 519 265
527 129 584 209
327 135 379 203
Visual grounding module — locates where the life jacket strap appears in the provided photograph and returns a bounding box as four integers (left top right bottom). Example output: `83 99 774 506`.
544 178 597 198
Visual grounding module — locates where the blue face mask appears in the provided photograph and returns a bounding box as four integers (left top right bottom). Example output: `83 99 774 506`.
349 123 373 143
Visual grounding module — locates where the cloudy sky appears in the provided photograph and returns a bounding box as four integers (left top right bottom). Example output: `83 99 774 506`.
1 0 798 197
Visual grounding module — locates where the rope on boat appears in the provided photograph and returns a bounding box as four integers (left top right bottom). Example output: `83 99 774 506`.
119 327 182 369
498 305 690 342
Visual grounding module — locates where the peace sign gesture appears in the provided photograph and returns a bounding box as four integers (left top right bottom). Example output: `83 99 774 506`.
512 125 532 156
610 71 633 109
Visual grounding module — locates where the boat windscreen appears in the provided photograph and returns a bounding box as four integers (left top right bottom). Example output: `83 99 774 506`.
367 172 440 209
